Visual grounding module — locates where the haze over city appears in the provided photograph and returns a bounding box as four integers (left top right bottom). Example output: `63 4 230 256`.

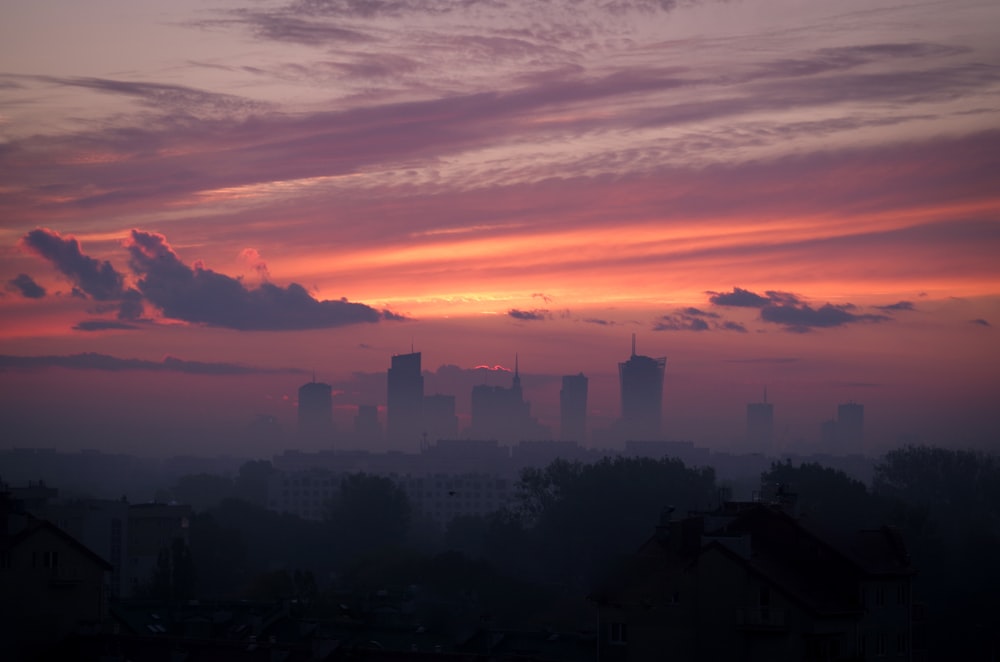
2 0 999 457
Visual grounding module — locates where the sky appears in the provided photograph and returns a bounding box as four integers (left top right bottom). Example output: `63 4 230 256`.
1 0 998 457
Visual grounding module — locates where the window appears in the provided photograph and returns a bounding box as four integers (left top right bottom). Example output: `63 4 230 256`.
897 583 909 605
875 586 885 607
609 622 627 645
43 551 59 569
896 632 907 655
875 633 886 657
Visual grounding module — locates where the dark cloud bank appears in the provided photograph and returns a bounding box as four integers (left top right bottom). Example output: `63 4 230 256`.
0 352 306 375
20 228 402 331
706 287 893 333
7 274 46 299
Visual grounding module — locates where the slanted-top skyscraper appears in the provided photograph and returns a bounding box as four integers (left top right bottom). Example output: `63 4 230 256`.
617 334 666 440
387 351 424 446
560 373 588 442
297 378 333 445
746 388 774 452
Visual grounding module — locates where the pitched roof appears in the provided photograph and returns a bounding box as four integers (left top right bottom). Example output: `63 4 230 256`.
2 515 113 571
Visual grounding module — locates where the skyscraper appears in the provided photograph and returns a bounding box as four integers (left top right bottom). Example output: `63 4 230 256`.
618 335 666 440
746 388 774 452
423 393 458 441
297 379 333 444
353 404 380 444
468 357 547 442
837 402 864 453
560 373 588 442
387 351 423 446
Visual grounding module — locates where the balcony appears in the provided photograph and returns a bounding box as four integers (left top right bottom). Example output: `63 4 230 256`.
737 607 786 630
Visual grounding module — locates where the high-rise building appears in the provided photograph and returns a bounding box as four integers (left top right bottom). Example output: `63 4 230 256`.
297 380 333 444
353 404 381 444
618 335 666 440
423 393 458 442
468 357 547 442
746 388 774 451
387 351 424 446
837 402 864 452
560 373 588 442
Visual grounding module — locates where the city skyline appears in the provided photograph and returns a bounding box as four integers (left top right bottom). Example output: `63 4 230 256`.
1 0 998 456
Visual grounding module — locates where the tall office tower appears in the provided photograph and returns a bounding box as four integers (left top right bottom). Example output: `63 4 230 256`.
837 402 864 453
746 388 774 452
618 334 666 440
469 357 547 442
387 351 424 446
423 393 459 441
560 373 588 442
354 404 381 444
297 380 334 444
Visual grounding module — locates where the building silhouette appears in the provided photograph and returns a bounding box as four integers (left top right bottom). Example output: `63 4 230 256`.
468 357 547 443
423 393 458 442
386 351 424 447
297 379 333 445
353 404 380 444
617 335 666 440
560 373 588 442
821 402 865 454
746 388 774 452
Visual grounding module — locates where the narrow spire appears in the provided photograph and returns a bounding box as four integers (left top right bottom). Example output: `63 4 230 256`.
764 386 768 404
631 333 637 357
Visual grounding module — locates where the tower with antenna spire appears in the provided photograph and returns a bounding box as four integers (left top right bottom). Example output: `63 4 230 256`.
617 335 666 440
468 356 547 442
747 387 774 452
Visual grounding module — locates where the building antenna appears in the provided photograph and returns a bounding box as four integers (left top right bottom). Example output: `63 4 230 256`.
631 333 637 357
764 386 768 404
312 370 316 383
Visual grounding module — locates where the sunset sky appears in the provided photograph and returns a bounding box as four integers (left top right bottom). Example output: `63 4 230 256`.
2 0 998 457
